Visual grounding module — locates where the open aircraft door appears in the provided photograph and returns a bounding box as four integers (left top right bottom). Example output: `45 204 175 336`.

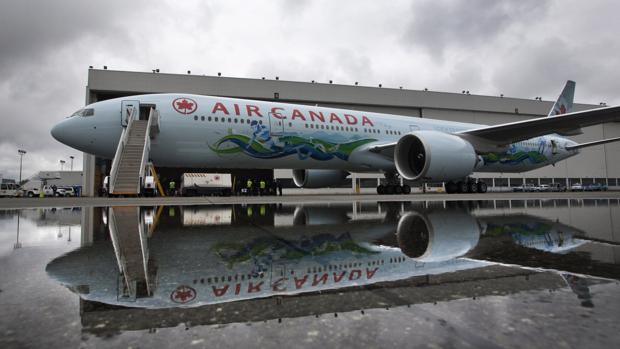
121 100 140 127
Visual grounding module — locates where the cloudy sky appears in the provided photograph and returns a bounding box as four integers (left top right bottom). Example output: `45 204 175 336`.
1 0 619 180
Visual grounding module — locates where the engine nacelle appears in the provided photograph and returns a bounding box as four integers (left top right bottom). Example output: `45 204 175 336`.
396 209 480 262
394 131 477 181
292 169 348 188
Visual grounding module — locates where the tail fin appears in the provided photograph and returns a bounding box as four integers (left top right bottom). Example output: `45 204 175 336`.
548 80 575 116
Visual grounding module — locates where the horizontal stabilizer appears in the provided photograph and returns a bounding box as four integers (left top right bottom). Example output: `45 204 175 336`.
565 136 620 150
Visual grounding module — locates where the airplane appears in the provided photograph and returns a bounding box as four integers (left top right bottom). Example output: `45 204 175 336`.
51 80 620 194
46 202 591 309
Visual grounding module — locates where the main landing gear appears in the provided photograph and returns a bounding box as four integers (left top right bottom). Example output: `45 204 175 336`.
376 172 411 195
444 179 487 194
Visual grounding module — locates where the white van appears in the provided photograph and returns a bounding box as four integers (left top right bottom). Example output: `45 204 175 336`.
0 183 20 197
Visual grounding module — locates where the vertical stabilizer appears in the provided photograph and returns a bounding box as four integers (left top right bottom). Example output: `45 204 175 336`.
548 80 575 116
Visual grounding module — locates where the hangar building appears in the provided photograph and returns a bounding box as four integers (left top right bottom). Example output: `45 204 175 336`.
80 69 620 196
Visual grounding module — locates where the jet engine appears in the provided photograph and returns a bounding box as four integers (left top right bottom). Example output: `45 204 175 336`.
394 131 477 181
292 205 350 226
292 169 348 188
396 209 481 262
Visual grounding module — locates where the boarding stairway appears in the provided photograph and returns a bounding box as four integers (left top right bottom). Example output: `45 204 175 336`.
109 106 159 195
108 206 153 300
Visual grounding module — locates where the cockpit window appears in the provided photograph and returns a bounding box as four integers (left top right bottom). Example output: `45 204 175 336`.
70 108 95 117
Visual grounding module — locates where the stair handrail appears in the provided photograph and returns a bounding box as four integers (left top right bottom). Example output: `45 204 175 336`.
137 108 155 193
109 107 137 194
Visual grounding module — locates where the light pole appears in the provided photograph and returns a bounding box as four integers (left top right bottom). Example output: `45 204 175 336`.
69 156 74 171
60 160 65 171
18 149 26 184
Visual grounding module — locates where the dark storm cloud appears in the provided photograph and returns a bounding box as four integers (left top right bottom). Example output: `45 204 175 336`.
0 0 147 75
403 0 549 59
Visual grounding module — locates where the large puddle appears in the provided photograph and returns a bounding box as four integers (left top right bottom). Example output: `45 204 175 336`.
1 199 619 347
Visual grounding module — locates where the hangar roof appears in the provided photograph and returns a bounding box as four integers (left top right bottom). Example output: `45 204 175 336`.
87 69 597 117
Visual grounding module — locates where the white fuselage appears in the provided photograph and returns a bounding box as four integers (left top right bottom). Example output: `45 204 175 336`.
51 94 579 175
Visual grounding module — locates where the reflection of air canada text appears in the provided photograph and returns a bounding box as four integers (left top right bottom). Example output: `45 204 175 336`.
208 267 380 297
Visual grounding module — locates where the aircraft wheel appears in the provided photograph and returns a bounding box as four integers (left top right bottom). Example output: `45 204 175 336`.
394 185 403 194
457 181 468 193
477 181 488 193
385 185 395 195
377 185 385 195
402 185 411 194
467 181 477 193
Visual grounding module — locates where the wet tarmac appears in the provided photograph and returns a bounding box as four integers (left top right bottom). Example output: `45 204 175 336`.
1 199 620 348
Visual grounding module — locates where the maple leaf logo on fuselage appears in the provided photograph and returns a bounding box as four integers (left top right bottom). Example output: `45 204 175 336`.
172 97 198 114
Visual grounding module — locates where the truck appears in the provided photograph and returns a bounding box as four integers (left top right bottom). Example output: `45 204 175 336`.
21 184 64 197
180 173 232 196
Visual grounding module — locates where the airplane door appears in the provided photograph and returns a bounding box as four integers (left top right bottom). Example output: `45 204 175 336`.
121 100 140 127
268 111 285 136
551 140 558 154
271 264 286 286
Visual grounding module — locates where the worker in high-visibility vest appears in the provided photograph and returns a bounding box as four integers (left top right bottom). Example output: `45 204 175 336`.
246 179 253 196
168 180 176 196
259 179 266 196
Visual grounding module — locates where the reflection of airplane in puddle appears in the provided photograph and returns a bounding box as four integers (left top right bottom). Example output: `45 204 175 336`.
47 203 596 311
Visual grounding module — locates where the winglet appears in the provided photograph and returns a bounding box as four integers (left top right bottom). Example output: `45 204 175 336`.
548 80 575 116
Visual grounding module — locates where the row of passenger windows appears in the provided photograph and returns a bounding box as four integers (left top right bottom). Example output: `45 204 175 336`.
304 123 403 135
190 257 408 285
193 115 265 125
193 272 265 285
192 114 404 136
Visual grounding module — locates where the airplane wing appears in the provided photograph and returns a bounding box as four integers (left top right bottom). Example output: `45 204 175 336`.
365 104 620 159
565 135 620 150
457 105 620 145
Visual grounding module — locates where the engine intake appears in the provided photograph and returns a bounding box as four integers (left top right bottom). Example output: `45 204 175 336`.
396 209 480 262
394 131 477 181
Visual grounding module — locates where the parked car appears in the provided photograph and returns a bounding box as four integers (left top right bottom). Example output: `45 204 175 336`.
549 183 567 192
584 183 608 191
536 184 551 192
59 187 75 197
570 183 584 191
513 183 536 192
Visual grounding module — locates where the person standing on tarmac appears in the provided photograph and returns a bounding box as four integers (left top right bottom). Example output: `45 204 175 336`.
277 179 283 196
246 178 253 196
259 179 266 196
168 179 176 196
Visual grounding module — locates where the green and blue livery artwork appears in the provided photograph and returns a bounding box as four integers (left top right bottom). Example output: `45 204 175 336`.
482 139 548 166
209 120 377 160
212 233 379 275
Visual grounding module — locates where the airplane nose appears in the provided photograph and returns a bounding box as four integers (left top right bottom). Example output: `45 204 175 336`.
51 121 67 143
